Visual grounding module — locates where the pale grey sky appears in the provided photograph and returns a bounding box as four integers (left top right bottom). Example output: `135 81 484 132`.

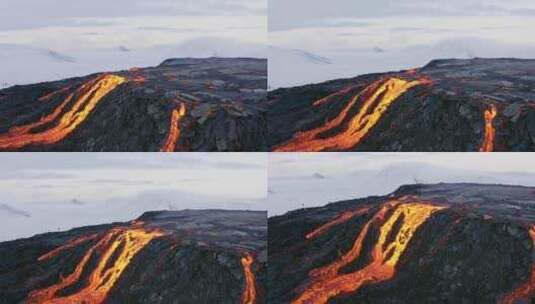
0 0 267 86
0 153 267 241
269 153 535 216
269 0 535 88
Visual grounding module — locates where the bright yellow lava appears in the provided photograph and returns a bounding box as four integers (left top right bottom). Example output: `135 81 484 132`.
160 103 187 152
274 77 431 152
27 226 164 304
479 104 497 152
241 253 257 304
293 200 446 304
0 74 126 150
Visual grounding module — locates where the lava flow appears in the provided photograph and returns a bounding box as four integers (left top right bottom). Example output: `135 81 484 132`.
292 200 446 304
479 104 498 152
0 74 126 150
306 206 371 240
160 103 187 152
38 233 99 262
241 253 257 304
27 225 165 304
499 226 535 304
274 77 432 152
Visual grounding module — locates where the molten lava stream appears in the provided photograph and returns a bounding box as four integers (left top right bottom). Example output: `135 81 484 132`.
160 103 187 152
479 104 497 152
306 206 371 240
499 226 535 304
292 201 446 304
241 253 257 304
0 74 126 150
38 233 100 262
27 226 164 304
274 77 432 152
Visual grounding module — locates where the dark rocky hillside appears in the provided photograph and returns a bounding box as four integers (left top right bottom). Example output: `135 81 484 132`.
0 209 267 304
269 58 535 151
269 183 535 303
0 58 267 151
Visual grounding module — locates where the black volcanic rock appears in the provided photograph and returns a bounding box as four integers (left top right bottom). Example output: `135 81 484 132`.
268 58 535 151
0 57 267 151
0 209 267 304
268 183 535 303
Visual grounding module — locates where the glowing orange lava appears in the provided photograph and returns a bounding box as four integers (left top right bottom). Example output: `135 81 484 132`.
479 104 497 152
306 206 371 240
38 233 99 262
499 226 535 304
241 253 257 304
160 103 187 152
312 86 359 107
292 201 446 304
274 77 432 152
38 86 72 102
0 74 126 150
27 226 164 304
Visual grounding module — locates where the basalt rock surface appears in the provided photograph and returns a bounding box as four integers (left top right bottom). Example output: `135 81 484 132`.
0 209 267 304
269 58 535 151
0 58 267 151
268 183 535 303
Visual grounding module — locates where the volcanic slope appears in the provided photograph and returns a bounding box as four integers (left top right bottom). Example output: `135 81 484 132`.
0 58 267 151
269 58 535 151
269 183 535 303
0 209 267 304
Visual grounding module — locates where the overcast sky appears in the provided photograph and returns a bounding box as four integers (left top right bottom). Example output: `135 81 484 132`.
0 153 267 241
0 0 267 86
269 0 535 88
269 153 535 216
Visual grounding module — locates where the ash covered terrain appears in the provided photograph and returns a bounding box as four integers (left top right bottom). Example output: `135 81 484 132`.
269 183 535 303
269 58 535 152
0 58 267 151
0 209 267 304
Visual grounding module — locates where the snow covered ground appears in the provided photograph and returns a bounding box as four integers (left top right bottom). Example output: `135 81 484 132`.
0 38 267 88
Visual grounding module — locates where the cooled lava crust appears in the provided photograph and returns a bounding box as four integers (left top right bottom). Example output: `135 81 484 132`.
0 58 267 151
0 209 267 304
269 183 535 303
269 58 535 151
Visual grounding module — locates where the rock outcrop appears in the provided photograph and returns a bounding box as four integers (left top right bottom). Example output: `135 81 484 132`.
269 183 535 303
0 209 267 304
0 58 267 151
269 58 535 151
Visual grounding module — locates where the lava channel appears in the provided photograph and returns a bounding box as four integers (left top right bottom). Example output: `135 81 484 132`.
274 77 432 152
292 200 446 304
306 206 371 240
241 253 257 304
499 226 535 304
0 74 126 150
27 225 164 304
160 103 187 152
479 104 498 152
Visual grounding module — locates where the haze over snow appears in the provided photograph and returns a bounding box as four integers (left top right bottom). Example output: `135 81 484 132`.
0 153 267 241
0 0 267 87
269 0 535 88
268 153 535 215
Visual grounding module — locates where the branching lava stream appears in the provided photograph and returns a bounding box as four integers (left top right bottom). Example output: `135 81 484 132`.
479 104 497 152
293 200 446 304
241 253 257 304
27 225 164 304
160 103 187 152
0 74 126 150
306 207 371 240
274 77 432 152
